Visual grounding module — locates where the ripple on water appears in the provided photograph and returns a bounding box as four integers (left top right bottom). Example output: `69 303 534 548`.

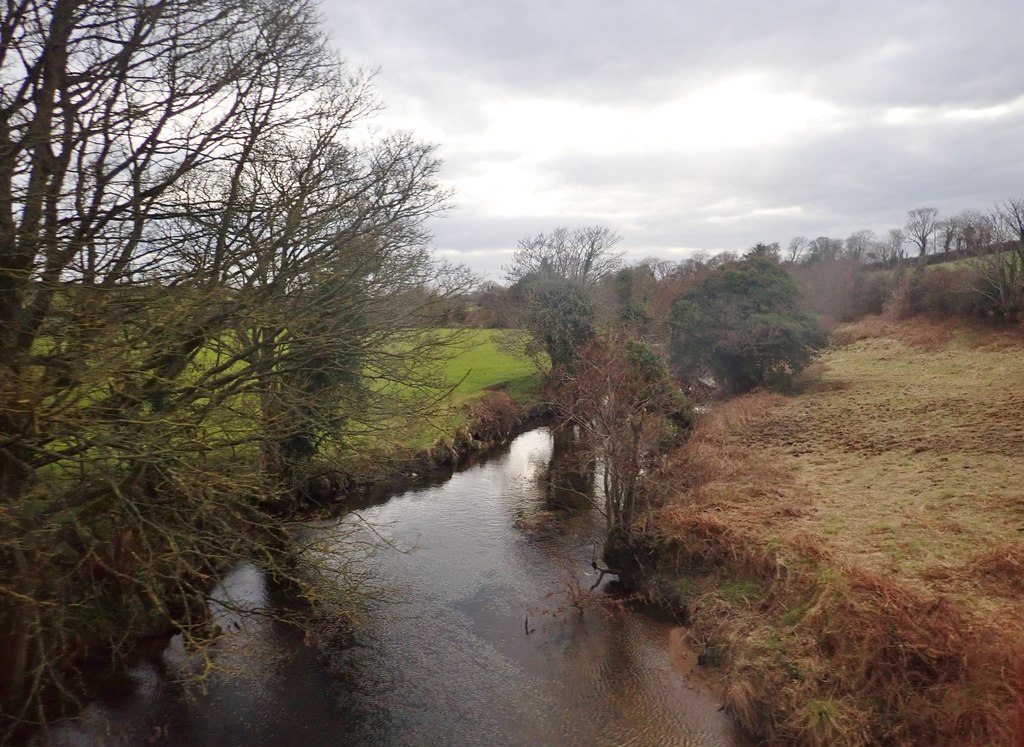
51 427 741 747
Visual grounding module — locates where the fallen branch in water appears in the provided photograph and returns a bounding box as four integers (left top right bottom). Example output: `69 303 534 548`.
589 561 617 591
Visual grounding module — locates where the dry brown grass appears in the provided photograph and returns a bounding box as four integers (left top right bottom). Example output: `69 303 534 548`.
650 316 1024 745
834 313 1024 351
970 542 1024 597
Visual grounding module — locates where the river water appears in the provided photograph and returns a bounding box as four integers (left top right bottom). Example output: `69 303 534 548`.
52 427 740 747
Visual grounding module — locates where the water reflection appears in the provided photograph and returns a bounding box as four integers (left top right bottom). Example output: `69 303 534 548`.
52 427 740 747
539 425 596 511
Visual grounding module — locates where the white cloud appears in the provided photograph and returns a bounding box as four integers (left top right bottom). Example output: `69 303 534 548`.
462 74 839 158
944 97 1024 121
323 0 1024 280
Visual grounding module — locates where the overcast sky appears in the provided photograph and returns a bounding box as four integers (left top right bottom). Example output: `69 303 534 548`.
322 0 1023 280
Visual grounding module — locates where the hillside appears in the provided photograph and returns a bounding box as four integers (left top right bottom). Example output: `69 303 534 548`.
647 316 1024 745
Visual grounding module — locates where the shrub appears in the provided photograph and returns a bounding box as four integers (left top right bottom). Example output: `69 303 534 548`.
669 257 827 392
849 270 898 318
887 267 988 319
467 391 524 443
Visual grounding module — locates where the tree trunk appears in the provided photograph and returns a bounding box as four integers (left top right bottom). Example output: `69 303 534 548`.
0 548 34 717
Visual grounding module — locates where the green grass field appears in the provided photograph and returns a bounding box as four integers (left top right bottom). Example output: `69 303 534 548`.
436 329 541 404
35 327 543 476
381 328 543 450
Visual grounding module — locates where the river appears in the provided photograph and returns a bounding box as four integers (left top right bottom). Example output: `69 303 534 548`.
50 427 741 747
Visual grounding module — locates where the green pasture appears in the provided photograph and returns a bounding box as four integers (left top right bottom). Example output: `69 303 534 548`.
435 329 541 404
186 326 543 454
29 327 543 482
360 328 543 450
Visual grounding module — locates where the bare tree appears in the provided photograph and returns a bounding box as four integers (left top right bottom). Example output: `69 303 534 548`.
905 207 939 260
844 230 878 262
803 236 844 264
969 198 1024 319
636 256 677 281
504 226 623 286
502 226 622 370
951 209 988 254
785 236 809 264
551 335 686 536
880 228 908 264
994 197 1024 246
936 219 958 255
0 0 470 729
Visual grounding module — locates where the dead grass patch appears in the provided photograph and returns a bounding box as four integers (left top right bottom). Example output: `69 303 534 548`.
834 313 1024 351
970 542 1024 597
830 314 897 346
648 319 1024 745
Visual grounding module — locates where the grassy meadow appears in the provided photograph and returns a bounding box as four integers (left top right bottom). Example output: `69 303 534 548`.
403 328 542 446
648 315 1024 745
342 328 543 454
37 328 543 480
434 328 542 404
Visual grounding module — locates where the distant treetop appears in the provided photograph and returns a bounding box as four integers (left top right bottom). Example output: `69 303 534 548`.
504 226 623 286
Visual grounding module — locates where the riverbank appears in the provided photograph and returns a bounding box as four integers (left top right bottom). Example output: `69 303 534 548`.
304 390 552 505
3 330 544 743
292 329 547 504
631 316 1024 745
50 427 741 747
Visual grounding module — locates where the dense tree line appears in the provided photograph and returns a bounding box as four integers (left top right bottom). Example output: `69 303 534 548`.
474 195 1024 344
784 199 1024 269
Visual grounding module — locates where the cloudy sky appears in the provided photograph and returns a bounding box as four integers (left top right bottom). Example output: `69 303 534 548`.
322 1 1023 280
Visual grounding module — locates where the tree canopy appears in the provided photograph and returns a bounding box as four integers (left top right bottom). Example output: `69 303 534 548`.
517 274 596 369
668 256 825 392
504 226 623 287
0 0 471 728
504 226 620 370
